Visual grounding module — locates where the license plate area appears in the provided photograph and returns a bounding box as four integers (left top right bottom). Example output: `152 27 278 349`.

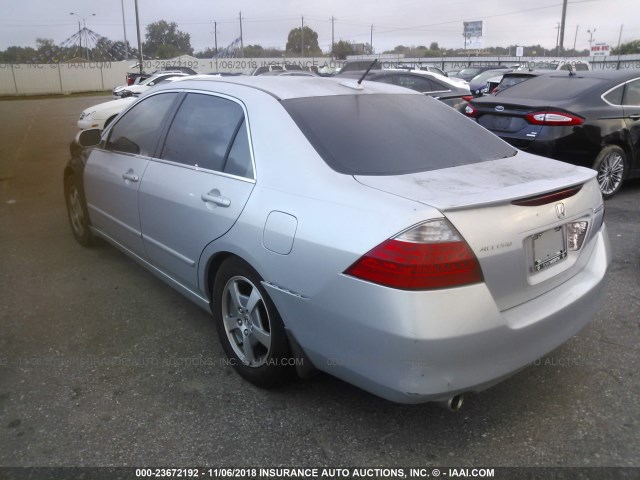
532 226 567 272
493 116 511 130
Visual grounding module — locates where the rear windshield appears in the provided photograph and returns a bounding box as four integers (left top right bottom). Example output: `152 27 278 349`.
498 75 604 101
282 94 516 175
458 68 482 77
499 75 534 89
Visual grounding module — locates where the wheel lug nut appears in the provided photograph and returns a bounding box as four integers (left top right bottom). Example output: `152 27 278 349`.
243 329 249 336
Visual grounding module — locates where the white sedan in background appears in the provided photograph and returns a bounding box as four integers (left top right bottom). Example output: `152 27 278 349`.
77 97 135 130
113 72 190 98
80 75 213 130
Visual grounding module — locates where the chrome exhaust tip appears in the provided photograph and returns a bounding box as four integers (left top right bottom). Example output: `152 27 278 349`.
438 394 464 412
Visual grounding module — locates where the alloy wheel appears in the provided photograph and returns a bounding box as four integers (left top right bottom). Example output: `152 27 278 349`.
597 152 624 196
221 275 272 367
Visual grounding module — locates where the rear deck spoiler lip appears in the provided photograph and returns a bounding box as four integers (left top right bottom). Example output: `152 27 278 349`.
511 184 583 206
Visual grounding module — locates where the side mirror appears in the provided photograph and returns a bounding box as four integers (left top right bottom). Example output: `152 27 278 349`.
76 128 101 148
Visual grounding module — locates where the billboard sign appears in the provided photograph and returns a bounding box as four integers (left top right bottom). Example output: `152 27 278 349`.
463 21 483 37
464 21 483 49
591 43 610 56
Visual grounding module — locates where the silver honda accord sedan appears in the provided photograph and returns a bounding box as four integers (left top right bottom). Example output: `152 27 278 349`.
64 76 610 406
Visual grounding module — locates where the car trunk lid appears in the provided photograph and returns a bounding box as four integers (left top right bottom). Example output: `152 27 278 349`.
354 153 603 311
471 96 574 150
474 101 550 150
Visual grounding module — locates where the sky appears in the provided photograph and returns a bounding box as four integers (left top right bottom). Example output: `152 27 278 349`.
0 0 637 54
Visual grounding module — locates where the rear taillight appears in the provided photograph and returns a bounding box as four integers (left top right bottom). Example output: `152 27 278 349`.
461 95 474 102
344 220 483 290
525 111 584 126
567 221 588 250
464 104 478 117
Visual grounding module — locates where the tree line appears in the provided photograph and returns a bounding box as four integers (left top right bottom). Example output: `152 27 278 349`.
1 19 638 63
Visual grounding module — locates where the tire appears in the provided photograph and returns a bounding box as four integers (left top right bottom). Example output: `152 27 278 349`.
212 257 293 388
593 145 627 198
64 174 94 247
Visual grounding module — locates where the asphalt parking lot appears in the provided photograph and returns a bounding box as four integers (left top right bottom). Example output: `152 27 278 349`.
0 94 639 468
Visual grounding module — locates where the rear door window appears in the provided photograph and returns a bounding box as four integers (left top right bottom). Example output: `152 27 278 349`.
160 93 253 178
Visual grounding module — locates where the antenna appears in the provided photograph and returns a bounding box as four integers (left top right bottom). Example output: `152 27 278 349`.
357 59 378 85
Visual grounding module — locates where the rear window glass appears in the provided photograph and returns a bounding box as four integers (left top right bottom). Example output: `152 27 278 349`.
282 94 516 176
498 75 604 101
458 68 482 77
623 79 640 106
499 76 529 88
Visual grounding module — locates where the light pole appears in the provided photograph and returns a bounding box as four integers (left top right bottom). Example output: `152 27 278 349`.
134 0 143 73
120 0 129 60
587 28 596 55
70 12 96 60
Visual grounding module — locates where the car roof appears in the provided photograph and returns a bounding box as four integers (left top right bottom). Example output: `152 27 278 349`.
552 69 640 82
461 65 509 71
147 71 188 80
340 68 457 84
501 70 550 77
152 75 422 100
501 69 640 91
258 70 318 77
150 70 188 76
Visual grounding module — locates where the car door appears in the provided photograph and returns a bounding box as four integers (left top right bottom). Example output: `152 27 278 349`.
139 92 255 292
622 78 640 171
84 92 180 257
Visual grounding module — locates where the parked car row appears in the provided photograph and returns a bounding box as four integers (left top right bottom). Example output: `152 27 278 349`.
82 67 472 131
66 74 610 407
340 68 472 111
250 64 320 75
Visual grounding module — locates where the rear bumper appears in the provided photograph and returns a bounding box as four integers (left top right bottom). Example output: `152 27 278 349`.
266 225 610 404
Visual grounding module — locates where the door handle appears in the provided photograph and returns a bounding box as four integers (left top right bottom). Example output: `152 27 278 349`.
629 114 640 121
201 189 231 207
122 169 139 182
